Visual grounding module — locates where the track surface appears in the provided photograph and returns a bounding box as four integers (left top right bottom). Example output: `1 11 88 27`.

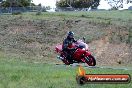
55 63 132 71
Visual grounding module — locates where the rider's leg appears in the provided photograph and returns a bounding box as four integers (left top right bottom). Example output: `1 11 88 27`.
63 50 73 64
66 52 73 64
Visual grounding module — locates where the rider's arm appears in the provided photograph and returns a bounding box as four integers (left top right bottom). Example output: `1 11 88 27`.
73 38 77 43
62 39 69 51
63 39 75 51
63 38 77 51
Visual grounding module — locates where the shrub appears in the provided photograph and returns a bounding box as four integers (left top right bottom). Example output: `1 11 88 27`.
12 12 22 15
36 11 42 15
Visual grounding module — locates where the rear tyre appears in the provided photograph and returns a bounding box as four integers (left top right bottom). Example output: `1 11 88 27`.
85 55 96 66
61 55 70 65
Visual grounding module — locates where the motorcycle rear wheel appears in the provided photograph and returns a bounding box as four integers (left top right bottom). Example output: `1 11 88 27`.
62 59 71 65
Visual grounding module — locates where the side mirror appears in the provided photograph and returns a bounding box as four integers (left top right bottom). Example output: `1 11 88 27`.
83 37 86 42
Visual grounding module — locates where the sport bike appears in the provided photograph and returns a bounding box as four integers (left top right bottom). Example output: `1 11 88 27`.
55 38 96 66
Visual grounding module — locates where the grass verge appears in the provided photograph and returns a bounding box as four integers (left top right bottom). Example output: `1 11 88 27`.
0 52 132 88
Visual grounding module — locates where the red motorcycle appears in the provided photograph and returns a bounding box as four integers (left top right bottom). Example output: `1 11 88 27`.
55 38 96 66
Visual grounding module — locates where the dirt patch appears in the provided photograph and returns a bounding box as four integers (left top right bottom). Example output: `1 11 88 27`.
0 16 131 66
89 36 132 66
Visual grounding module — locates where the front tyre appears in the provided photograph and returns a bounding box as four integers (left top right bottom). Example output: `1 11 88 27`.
85 55 96 66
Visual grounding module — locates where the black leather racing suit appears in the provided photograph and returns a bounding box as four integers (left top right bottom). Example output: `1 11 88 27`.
62 37 76 63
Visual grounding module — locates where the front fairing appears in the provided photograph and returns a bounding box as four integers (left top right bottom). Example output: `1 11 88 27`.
73 48 86 60
73 40 90 61
75 40 89 51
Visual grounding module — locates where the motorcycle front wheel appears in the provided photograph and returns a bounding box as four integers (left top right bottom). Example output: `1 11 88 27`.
85 55 96 66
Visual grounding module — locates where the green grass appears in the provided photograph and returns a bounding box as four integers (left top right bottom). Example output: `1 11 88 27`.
22 10 132 26
1 11 132 29
0 52 132 88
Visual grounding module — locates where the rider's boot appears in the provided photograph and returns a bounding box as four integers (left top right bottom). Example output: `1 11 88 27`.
67 55 73 64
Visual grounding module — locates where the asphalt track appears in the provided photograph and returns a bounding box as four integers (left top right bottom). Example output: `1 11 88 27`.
55 63 132 71
33 60 132 71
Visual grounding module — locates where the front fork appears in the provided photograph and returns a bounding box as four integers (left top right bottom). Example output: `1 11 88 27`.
81 54 86 62
81 51 91 62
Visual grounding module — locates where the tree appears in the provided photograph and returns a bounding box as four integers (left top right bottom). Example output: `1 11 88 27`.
56 0 69 7
1 0 10 7
56 0 100 9
1 0 33 7
105 0 123 10
0 0 3 2
91 0 100 9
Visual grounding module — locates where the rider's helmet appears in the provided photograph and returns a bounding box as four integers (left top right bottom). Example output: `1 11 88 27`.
67 31 74 39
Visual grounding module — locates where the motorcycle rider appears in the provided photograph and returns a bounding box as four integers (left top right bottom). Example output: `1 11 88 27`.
62 31 77 63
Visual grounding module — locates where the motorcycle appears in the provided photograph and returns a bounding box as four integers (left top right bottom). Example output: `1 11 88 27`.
55 38 96 66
